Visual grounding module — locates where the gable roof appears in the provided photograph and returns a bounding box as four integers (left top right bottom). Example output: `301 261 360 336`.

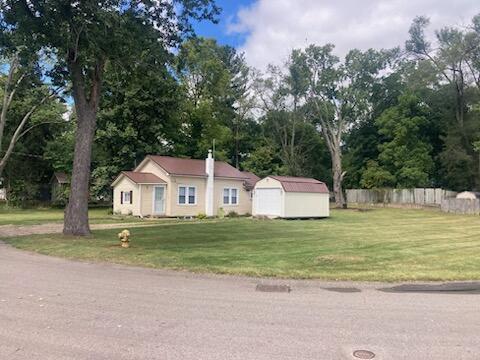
269 176 329 193
113 171 166 186
147 155 247 179
52 172 69 184
242 171 260 190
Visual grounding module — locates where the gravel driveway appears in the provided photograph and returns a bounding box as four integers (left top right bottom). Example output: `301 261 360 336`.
1 241 479 359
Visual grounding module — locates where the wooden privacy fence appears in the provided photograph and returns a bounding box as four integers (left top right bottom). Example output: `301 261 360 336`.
441 198 480 215
346 188 457 207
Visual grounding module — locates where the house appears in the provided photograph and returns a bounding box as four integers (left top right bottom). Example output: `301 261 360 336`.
252 176 330 218
50 172 69 202
112 151 255 217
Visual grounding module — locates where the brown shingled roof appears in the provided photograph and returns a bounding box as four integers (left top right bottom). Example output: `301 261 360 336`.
120 171 166 184
269 176 329 193
147 155 247 179
242 171 260 190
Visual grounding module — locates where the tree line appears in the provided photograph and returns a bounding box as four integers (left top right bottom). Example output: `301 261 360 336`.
0 2 479 234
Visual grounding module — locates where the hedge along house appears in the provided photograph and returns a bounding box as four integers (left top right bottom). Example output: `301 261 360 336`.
111 151 254 217
253 176 330 218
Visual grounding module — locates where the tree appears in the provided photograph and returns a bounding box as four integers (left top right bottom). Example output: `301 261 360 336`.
406 15 480 188
252 57 314 177
176 37 248 161
361 93 433 188
93 47 182 200
0 52 63 178
1 0 219 235
299 44 389 207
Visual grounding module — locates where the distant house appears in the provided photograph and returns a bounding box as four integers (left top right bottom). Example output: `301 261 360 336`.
253 176 330 218
111 151 255 217
50 172 69 202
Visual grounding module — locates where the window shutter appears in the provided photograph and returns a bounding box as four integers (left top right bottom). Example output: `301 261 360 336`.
120 191 124 204
130 190 133 204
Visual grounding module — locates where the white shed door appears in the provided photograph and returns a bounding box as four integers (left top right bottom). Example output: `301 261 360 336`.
255 188 282 216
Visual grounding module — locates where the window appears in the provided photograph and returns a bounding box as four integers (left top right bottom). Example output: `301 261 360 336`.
122 191 132 204
178 186 196 205
223 188 239 205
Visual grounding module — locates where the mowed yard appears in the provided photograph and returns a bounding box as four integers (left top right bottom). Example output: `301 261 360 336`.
4 207 480 282
0 206 153 226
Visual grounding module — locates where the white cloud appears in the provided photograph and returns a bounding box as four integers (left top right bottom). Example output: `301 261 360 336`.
228 0 480 69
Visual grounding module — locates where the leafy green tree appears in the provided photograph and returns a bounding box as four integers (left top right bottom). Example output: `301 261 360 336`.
362 93 433 188
299 44 390 207
1 0 219 235
0 53 64 178
252 56 317 177
406 15 480 189
176 37 247 161
242 143 284 178
93 49 182 198
360 160 395 189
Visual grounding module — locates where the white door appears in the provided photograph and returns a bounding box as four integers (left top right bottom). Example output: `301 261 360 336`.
153 186 165 215
254 188 282 216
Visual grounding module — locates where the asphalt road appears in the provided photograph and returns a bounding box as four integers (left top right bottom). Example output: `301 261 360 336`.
1 242 479 360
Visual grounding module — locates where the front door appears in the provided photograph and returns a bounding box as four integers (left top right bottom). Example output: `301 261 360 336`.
153 186 165 215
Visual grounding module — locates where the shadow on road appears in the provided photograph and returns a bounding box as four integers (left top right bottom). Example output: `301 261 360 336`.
379 282 480 294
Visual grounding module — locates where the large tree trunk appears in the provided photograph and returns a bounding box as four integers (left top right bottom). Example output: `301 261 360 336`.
331 150 346 208
63 58 103 236
63 105 96 236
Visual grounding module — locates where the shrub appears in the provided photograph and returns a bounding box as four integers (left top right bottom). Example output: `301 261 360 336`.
197 212 207 220
227 210 239 218
217 207 225 219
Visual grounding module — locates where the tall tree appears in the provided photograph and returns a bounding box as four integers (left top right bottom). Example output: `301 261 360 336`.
252 57 314 176
1 0 219 235
176 37 248 161
406 15 480 189
0 52 63 178
300 44 389 207
361 93 433 188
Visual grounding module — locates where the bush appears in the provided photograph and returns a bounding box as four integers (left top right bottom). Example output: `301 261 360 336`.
217 207 225 219
197 212 207 219
227 211 239 218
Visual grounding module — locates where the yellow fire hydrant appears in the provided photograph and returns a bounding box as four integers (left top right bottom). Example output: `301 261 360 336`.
118 229 131 248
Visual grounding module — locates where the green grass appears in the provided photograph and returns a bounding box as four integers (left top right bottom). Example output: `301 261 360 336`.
0 206 149 225
5 208 480 281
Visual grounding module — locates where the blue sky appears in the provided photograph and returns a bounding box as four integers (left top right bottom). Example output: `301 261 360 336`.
192 0 479 70
192 0 254 48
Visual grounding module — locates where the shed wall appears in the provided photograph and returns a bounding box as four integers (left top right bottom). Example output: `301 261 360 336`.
284 192 329 218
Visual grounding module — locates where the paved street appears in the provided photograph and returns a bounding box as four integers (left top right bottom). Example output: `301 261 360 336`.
1 241 479 360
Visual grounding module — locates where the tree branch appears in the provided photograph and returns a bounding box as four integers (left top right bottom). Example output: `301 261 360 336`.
0 87 62 175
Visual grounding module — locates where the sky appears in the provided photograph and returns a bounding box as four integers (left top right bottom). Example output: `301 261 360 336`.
193 0 480 70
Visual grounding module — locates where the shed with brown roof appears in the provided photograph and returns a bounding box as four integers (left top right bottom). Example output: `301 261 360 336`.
50 172 69 203
253 176 329 218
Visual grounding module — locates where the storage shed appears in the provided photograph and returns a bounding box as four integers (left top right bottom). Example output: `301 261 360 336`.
253 176 330 218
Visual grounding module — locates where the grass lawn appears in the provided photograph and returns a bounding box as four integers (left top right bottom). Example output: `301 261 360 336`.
0 206 154 226
5 207 480 282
